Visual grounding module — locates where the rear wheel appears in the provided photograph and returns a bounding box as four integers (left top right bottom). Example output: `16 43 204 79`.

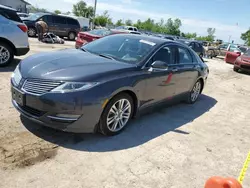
186 80 202 104
68 32 76 41
0 42 14 67
27 27 37 37
99 93 134 136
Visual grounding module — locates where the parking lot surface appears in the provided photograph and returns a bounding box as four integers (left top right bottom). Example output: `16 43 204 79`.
0 39 250 188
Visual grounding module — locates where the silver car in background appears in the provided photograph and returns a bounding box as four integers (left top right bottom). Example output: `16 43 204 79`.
0 5 29 66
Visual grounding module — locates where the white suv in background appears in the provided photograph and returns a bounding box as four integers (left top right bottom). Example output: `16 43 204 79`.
0 5 29 66
115 25 141 34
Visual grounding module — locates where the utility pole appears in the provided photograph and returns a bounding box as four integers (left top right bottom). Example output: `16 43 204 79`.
92 0 97 30
228 35 231 43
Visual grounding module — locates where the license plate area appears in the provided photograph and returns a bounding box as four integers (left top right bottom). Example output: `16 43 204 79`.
12 87 25 106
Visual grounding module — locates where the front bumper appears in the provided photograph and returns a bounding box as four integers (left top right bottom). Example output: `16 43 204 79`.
11 84 104 133
234 61 250 72
15 47 30 56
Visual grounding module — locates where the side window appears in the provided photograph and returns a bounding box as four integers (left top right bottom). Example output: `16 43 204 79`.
0 9 22 23
42 15 53 23
128 27 133 31
133 28 138 31
67 18 78 25
53 16 66 24
195 42 200 50
177 47 193 64
151 46 176 65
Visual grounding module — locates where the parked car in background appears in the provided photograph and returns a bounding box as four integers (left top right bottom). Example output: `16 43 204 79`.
177 39 205 58
115 25 140 34
225 46 249 64
0 5 29 66
233 48 250 73
11 34 208 136
17 12 29 20
75 29 128 48
23 13 80 40
218 43 243 57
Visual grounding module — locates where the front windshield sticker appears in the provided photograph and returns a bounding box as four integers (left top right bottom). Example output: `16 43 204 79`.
139 40 156 46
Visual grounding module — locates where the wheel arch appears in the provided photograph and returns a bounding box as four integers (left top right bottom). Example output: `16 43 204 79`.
0 37 16 55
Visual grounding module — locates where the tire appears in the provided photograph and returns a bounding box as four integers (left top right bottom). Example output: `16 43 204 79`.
99 93 134 136
186 80 202 104
233 67 239 72
27 27 37 37
68 32 76 41
0 42 14 67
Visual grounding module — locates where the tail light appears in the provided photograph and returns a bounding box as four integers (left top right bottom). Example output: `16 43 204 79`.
18 24 28 33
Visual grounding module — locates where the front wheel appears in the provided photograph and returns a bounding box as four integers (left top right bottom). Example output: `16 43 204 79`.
99 93 134 136
233 66 239 72
27 27 37 37
186 80 202 104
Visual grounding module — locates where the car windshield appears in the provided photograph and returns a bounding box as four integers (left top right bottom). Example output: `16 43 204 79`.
82 35 156 64
239 46 248 53
87 29 113 36
244 49 250 56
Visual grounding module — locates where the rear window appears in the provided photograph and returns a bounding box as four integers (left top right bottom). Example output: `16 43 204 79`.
0 9 22 23
67 18 79 26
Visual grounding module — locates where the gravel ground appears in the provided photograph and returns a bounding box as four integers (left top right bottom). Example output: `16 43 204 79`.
0 39 249 188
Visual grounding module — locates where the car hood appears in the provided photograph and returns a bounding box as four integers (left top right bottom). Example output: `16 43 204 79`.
241 55 250 63
20 49 136 81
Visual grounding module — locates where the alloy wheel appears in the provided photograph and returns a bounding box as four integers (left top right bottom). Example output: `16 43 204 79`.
106 99 131 132
0 46 10 65
191 81 201 102
28 28 36 37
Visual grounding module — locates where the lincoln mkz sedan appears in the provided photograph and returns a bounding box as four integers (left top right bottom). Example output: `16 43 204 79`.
11 34 209 136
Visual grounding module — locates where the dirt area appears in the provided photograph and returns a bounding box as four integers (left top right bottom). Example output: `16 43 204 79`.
0 38 249 187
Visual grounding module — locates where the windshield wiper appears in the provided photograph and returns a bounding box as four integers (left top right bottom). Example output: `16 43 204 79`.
98 53 115 60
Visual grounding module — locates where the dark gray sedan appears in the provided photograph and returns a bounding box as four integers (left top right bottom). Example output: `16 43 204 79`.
11 34 209 136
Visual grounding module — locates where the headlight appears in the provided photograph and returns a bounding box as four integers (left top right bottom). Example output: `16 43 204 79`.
51 82 99 93
11 65 22 86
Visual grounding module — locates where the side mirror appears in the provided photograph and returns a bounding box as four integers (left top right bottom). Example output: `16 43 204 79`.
151 61 168 70
236 51 241 56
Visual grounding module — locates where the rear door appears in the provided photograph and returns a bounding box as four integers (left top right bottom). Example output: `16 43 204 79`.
52 16 67 36
174 45 199 95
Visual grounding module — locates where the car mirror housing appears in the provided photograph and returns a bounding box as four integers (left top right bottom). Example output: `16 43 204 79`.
151 61 168 70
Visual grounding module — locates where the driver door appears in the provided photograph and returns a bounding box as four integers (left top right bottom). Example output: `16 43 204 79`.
141 45 179 107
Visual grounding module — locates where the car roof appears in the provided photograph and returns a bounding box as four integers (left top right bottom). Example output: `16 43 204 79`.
0 5 17 11
114 34 178 45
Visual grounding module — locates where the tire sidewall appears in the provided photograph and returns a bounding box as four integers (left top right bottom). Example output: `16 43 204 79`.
187 80 202 104
0 42 14 67
99 93 134 136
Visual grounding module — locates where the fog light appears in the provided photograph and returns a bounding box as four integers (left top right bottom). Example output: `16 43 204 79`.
55 114 81 119
47 114 81 122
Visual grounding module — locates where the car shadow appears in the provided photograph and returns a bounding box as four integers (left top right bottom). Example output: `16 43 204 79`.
0 58 21 72
21 94 217 152
238 70 250 76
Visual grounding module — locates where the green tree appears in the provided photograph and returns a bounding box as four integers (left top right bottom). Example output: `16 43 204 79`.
94 11 112 27
165 18 182 36
182 32 197 39
241 29 250 46
54 10 61 14
207 28 216 41
125 19 133 26
115 19 123 26
73 0 94 18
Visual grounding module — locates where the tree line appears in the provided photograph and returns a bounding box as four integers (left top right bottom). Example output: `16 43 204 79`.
29 0 250 44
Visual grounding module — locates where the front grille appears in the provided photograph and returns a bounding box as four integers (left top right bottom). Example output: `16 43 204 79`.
18 104 46 117
241 65 250 70
22 79 62 95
